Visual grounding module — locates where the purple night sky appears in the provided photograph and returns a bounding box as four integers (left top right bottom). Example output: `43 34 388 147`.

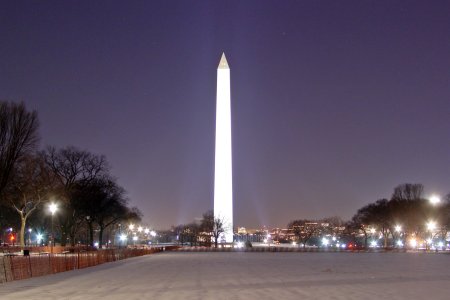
1 1 449 229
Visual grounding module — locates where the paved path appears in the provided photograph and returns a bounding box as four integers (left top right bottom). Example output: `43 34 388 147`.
1 252 450 299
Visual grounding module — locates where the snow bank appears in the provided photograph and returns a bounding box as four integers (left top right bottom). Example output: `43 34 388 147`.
1 252 449 299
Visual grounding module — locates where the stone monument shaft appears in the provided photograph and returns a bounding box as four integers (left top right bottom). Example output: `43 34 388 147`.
214 53 233 243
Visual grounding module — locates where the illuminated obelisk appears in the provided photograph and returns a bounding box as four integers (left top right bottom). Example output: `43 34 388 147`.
214 53 233 243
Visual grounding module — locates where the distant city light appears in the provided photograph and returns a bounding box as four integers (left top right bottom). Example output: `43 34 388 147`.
322 238 329 246
138 226 143 232
292 241 297 246
341 244 346 249
150 231 157 237
410 239 417 248
396 240 403 247
438 241 444 248
332 236 336 241
94 242 99 247
49 202 58 215
370 241 377 247
370 228 376 234
144 228 150 234
427 221 436 231
120 234 127 241
132 236 138 241
236 242 244 248
395 225 402 232
129 224 135 230
426 238 432 244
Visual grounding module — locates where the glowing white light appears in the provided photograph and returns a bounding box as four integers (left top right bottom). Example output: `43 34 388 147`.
138 226 143 232
263 239 268 243
322 238 329 246
370 241 377 247
292 242 297 246
438 241 444 248
410 239 417 248
214 53 233 243
120 234 127 241
28 228 32 233
427 238 432 244
395 225 402 232
94 242 99 247
36 233 43 242
341 244 346 249
49 203 58 215
236 242 244 248
396 240 403 247
427 221 436 231
332 237 336 241
129 224 135 230
132 236 138 241
150 231 157 237
429 195 441 205
370 228 376 234
144 228 150 234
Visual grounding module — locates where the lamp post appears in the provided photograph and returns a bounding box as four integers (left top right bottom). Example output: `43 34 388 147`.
27 228 32 246
426 220 436 250
49 203 58 253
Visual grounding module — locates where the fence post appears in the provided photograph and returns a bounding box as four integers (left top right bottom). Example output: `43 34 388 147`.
2 257 8 283
28 255 32 277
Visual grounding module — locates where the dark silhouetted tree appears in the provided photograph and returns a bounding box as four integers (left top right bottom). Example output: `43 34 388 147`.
0 101 39 202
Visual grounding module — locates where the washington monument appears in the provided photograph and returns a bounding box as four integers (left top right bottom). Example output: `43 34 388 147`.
214 53 233 243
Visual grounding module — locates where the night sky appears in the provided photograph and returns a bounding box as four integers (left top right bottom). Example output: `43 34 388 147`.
1 1 449 229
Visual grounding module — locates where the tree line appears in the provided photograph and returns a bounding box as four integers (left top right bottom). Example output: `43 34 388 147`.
0 101 140 248
288 184 450 249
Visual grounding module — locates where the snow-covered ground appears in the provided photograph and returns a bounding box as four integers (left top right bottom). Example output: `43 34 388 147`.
1 252 449 299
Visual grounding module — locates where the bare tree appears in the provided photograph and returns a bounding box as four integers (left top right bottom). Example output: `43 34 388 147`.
42 146 109 246
72 178 133 248
6 154 54 247
0 101 39 201
288 220 320 248
201 210 226 248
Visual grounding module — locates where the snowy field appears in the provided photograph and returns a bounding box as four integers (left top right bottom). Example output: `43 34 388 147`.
1 251 449 300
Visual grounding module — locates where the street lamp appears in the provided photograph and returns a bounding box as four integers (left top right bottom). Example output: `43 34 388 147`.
49 202 58 253
36 233 43 245
119 234 127 248
28 228 32 246
426 220 436 231
429 195 441 205
426 220 437 250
